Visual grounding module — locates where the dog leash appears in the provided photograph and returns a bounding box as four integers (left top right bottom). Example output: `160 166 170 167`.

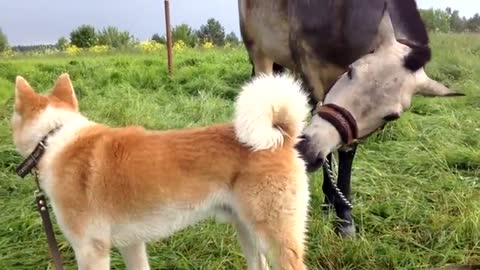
16 126 64 270
33 171 65 270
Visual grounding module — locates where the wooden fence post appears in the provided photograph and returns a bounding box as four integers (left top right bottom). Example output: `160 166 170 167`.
165 0 173 75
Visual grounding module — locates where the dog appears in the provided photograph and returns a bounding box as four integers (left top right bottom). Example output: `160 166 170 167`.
11 73 312 270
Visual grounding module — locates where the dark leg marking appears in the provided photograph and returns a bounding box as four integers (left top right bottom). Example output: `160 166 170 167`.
333 145 358 237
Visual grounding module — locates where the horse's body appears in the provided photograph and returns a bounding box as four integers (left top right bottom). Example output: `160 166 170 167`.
239 0 453 235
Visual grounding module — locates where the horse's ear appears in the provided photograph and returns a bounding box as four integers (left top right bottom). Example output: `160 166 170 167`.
377 9 397 48
415 68 465 97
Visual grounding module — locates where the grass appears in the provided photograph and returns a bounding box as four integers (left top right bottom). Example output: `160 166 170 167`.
0 33 479 269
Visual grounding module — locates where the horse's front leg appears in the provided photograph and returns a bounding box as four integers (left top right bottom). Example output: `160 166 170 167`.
333 145 357 237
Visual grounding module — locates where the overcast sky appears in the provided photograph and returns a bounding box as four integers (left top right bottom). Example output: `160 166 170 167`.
1 0 478 46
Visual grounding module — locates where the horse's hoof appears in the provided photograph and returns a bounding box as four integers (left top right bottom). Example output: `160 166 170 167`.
335 222 356 238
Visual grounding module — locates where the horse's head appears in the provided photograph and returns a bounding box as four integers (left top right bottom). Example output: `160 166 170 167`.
297 10 464 172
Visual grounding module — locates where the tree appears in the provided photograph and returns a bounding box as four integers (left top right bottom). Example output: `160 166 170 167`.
172 24 197 47
56 37 69 50
225 32 239 45
418 7 480 33
97 26 134 48
197 18 225 46
448 10 466 32
0 28 8 52
466 13 480 32
419 8 450 32
151 33 165 44
70 25 97 48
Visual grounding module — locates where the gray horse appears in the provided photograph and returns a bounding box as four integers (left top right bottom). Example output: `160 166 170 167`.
239 0 462 236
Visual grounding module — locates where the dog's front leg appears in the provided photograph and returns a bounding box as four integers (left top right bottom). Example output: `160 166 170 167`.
73 238 111 270
119 242 150 270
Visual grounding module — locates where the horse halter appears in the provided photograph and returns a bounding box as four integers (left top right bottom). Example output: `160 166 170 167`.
316 103 358 146
315 103 358 210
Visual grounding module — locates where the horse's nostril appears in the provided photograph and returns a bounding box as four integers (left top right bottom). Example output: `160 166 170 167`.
295 138 307 152
299 134 308 141
317 153 325 165
305 152 325 173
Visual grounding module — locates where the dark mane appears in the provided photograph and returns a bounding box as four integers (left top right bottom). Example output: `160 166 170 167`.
387 0 431 71
398 39 432 72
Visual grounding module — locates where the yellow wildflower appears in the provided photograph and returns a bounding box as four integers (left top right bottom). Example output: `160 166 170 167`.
88 45 110 53
173 40 187 51
136 41 164 53
65 44 81 55
1 48 15 57
203 41 214 49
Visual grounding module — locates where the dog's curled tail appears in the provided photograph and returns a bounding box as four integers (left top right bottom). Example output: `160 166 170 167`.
233 73 310 151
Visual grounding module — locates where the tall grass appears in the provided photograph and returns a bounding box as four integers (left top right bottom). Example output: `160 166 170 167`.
0 33 479 269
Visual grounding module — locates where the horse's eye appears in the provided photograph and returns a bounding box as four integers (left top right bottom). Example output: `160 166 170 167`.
347 66 354 80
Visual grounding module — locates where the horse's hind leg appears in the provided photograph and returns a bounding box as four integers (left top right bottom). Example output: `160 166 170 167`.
251 50 274 76
251 62 286 78
242 33 274 77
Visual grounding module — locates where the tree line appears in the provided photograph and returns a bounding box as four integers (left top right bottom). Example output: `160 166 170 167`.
1 8 479 53
150 18 239 47
56 18 238 50
420 7 480 32
0 18 239 53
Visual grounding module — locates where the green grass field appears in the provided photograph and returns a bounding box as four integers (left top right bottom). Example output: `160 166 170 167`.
0 33 479 269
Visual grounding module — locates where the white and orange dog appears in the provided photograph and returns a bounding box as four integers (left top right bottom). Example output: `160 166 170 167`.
12 73 312 270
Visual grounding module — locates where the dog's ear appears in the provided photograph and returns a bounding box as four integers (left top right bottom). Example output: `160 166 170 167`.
15 76 37 110
51 73 78 111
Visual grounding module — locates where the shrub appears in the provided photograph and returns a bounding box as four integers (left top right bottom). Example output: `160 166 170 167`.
0 28 8 52
151 33 166 44
70 25 97 48
225 32 239 45
172 24 197 47
97 26 134 48
1 48 14 57
56 37 69 50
